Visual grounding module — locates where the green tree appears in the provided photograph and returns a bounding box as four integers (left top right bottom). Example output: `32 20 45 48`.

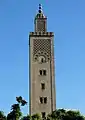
16 96 22 104
0 111 6 120
1 96 85 120
21 115 31 120
16 96 27 106
47 109 66 120
32 113 42 120
47 109 85 120
7 96 27 120
63 110 85 120
7 104 22 120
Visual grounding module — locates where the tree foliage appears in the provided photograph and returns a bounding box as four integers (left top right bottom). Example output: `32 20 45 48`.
21 115 31 120
47 109 85 120
0 111 6 120
0 96 85 120
7 96 27 120
7 103 22 120
32 113 42 120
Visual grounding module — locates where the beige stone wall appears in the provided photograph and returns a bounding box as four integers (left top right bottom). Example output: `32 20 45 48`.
29 35 56 116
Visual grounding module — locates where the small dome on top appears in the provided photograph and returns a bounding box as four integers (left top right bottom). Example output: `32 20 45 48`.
35 4 46 19
38 4 43 13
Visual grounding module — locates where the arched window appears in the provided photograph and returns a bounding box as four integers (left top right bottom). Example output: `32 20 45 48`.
38 56 46 63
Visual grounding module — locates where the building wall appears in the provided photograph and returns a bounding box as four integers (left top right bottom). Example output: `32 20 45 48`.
29 34 56 116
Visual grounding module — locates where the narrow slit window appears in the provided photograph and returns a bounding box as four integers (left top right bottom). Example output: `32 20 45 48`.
40 97 43 104
41 83 45 90
44 97 47 104
42 112 46 118
39 70 42 75
43 70 46 75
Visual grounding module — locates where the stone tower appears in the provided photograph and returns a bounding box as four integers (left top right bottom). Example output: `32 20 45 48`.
29 4 56 118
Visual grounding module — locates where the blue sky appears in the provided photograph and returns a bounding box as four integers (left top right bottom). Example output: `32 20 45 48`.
0 0 85 116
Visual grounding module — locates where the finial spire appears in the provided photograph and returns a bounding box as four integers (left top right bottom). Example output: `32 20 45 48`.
38 4 43 13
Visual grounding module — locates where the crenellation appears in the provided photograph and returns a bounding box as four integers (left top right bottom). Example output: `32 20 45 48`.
29 32 54 37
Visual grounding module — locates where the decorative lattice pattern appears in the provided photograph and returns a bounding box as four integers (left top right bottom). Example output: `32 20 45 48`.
33 39 51 56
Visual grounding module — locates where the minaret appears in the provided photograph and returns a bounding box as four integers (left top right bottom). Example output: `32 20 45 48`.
29 4 56 118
